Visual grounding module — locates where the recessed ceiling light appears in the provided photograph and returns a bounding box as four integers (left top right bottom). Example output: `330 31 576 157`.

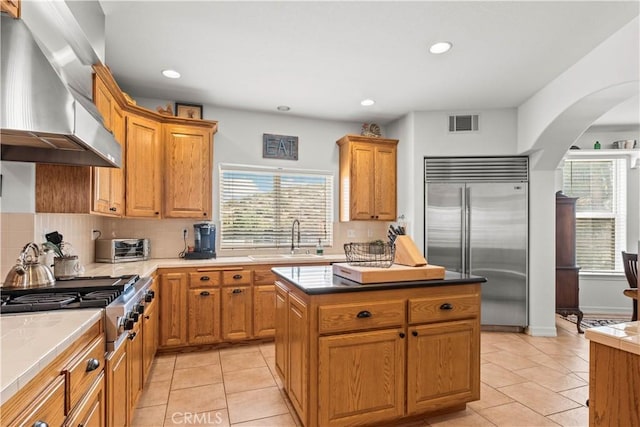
277 105 291 112
162 69 181 79
429 41 452 55
360 99 375 107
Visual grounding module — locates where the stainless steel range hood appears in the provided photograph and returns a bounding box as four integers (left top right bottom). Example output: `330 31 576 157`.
0 5 121 168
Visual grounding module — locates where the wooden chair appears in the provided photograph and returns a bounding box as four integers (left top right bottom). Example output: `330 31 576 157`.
621 251 638 321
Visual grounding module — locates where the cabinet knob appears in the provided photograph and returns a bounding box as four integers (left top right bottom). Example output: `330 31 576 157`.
399 332 406 339
33 421 48 427
203 212 207 216
200 276 210 281
128 332 137 340
109 207 117 212
356 310 372 319
145 315 150 320
86 358 100 372
440 303 453 310
233 274 243 280
154 212 160 215
412 330 418 337
232 288 243 294
200 291 210 296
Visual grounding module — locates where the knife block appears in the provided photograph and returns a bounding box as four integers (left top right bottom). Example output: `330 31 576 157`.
394 235 427 267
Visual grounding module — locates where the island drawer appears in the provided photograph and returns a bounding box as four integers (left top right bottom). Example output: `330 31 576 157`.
222 269 252 286
189 272 222 288
408 291 479 324
318 300 405 334
64 334 106 412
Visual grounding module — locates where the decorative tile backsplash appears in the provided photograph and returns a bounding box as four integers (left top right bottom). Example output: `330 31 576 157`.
1 212 394 280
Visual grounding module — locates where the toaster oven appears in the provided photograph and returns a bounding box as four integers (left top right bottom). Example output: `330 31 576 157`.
95 238 150 263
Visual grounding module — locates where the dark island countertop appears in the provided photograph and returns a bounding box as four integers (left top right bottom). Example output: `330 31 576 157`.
272 265 487 295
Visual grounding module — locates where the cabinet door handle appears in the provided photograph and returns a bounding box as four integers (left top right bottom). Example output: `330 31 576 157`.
109 207 117 212
412 330 418 337
200 276 210 281
203 212 207 216
356 310 372 318
154 212 160 215
440 303 453 310
145 315 150 320
33 421 48 427
232 288 243 294
233 274 243 280
200 291 210 296
399 332 406 339
86 358 100 372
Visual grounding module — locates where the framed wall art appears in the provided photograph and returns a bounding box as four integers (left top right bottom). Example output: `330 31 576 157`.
175 102 203 119
263 134 299 160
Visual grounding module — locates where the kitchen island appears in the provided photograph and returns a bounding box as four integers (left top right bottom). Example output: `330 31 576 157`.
585 321 640 426
273 265 486 427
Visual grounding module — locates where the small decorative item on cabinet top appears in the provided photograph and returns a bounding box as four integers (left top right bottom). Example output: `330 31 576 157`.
156 103 173 115
175 102 203 119
263 133 298 160
361 123 381 137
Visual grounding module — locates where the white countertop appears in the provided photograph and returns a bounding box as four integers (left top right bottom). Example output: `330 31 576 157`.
0 309 103 405
0 255 342 406
585 321 640 356
81 254 346 278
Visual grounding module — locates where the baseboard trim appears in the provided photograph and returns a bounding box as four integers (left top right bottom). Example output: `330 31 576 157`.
525 325 557 337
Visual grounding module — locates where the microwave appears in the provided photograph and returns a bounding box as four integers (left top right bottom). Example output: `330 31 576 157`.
95 238 150 263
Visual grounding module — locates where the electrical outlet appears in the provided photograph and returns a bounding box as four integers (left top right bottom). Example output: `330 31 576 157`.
347 229 356 238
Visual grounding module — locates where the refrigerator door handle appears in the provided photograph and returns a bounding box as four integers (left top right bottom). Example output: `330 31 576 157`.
460 186 466 274
465 186 471 274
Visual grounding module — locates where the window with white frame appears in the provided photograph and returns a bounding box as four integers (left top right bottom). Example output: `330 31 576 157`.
219 164 333 250
562 158 627 273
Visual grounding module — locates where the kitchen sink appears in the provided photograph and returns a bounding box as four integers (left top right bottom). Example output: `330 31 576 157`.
248 254 324 261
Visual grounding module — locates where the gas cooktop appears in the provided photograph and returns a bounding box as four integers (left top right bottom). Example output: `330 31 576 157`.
0 275 139 314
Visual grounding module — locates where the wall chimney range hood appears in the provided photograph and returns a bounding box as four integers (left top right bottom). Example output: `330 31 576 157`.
0 3 121 168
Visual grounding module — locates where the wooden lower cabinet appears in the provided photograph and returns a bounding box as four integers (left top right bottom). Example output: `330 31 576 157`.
128 321 144 415
7 376 66 427
407 320 479 414
160 272 188 347
142 294 159 380
274 283 289 381
253 285 276 337
106 341 129 427
318 329 405 427
188 288 221 344
222 286 253 340
287 294 308 424
65 372 106 427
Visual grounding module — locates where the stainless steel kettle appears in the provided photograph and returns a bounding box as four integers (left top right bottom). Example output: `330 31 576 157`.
3 242 55 288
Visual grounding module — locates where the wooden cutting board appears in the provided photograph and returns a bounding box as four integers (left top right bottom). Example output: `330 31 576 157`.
333 262 445 284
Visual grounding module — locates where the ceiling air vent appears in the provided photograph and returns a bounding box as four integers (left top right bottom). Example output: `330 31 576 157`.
448 114 479 132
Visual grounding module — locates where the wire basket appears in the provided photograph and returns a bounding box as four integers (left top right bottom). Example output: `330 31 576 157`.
343 242 395 268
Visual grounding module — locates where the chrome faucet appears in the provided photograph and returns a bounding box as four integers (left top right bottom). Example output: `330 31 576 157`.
291 219 300 253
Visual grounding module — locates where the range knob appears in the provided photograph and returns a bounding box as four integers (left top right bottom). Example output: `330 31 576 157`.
135 304 145 314
145 290 155 302
123 317 135 331
129 311 139 323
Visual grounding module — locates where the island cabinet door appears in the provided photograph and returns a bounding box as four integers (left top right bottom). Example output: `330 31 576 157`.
318 328 405 427
274 283 289 383
287 293 309 424
406 319 480 414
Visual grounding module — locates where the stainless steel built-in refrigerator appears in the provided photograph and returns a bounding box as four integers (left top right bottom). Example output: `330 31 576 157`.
425 157 528 328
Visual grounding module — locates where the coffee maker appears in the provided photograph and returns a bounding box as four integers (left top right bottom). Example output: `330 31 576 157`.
185 222 216 259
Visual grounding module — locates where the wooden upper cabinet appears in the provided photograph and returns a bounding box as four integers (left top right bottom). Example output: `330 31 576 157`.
337 135 398 221
92 76 125 216
1 0 20 18
163 124 213 219
126 114 162 218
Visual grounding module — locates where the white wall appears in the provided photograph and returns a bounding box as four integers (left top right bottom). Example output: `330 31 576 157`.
0 161 35 213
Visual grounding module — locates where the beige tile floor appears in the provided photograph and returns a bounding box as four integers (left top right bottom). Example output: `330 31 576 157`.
132 316 598 426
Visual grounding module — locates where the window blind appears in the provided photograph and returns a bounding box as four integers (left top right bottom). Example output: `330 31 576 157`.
219 164 333 250
562 158 627 272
